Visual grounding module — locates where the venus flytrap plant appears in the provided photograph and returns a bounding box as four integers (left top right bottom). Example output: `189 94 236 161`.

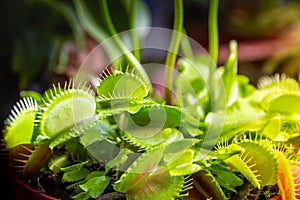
2 0 300 200
4 97 38 149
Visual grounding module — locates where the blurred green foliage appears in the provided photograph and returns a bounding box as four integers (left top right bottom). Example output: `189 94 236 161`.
0 0 151 89
0 0 77 88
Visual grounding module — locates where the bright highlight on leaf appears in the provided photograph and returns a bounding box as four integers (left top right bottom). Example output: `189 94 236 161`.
38 81 96 140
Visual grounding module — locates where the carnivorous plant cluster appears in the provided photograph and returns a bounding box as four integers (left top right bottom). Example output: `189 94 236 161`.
2 0 300 199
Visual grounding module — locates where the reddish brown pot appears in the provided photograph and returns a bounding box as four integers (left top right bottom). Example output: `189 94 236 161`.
13 179 59 200
7 166 58 200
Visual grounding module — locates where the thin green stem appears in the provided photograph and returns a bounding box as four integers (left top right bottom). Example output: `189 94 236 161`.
74 0 108 42
100 0 118 36
208 0 219 65
128 0 141 61
164 0 184 105
99 0 151 91
208 0 219 111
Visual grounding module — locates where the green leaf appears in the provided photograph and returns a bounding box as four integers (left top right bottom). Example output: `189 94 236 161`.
85 119 117 139
267 94 300 114
20 90 43 104
122 128 166 150
84 139 119 164
71 192 90 200
166 149 201 176
114 148 164 193
175 56 211 113
65 138 87 161
48 115 97 149
224 141 278 188
80 125 109 147
214 99 266 141
224 154 261 188
21 144 52 179
61 161 90 172
189 170 228 200
39 82 96 140
4 97 38 148
238 141 278 187
166 149 194 170
128 104 181 128
126 167 185 200
209 164 244 193
121 127 184 150
221 40 238 106
254 75 300 114
162 128 185 145
105 149 130 170
79 176 110 198
48 154 69 174
236 75 256 97
96 72 148 100
170 163 201 176
62 167 90 182
215 143 244 160
164 139 196 158
262 115 289 141
114 104 182 150
97 97 153 114
79 115 118 160
85 171 106 179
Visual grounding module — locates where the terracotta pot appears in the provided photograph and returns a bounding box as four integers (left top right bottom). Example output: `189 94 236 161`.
13 179 58 200
6 164 58 200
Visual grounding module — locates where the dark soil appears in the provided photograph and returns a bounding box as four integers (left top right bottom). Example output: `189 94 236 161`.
28 174 126 200
29 174 71 199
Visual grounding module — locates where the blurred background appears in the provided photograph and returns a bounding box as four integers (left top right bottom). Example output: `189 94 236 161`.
0 0 300 198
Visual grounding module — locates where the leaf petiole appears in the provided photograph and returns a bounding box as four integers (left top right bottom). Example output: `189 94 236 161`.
164 0 184 105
